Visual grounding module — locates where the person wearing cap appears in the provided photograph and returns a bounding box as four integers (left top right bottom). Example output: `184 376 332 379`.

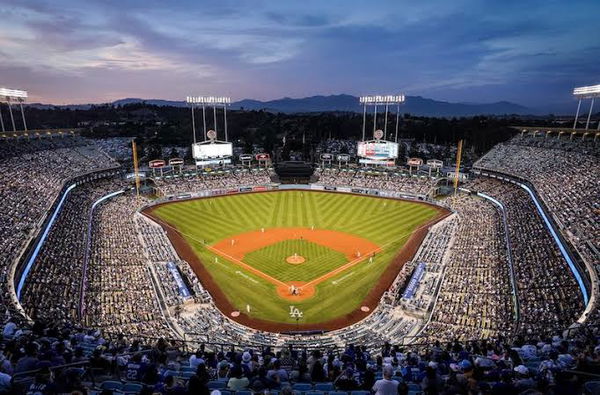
372 365 398 395
514 365 536 393
217 359 230 379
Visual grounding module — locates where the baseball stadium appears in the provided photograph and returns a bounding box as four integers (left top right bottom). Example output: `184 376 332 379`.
0 87 598 394
0 2 599 389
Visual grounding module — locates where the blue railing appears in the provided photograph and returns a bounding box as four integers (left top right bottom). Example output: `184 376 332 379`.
17 183 77 299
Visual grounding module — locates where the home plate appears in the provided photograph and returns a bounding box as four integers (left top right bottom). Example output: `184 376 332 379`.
231 311 240 317
360 306 370 312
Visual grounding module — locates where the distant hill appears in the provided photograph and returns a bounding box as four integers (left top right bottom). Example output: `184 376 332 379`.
28 94 553 116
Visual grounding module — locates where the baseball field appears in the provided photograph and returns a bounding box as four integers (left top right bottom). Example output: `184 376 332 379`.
145 190 446 331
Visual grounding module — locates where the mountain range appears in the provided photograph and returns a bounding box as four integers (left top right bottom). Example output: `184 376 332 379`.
28 94 577 116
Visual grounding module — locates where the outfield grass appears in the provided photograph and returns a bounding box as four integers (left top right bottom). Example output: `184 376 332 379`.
152 191 438 325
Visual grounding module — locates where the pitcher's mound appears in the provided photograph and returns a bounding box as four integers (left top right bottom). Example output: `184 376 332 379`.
286 255 305 264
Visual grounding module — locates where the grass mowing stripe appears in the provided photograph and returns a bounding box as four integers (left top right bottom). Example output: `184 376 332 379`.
151 190 440 324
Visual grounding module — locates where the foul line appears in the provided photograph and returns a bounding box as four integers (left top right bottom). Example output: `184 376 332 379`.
206 244 288 287
144 210 446 293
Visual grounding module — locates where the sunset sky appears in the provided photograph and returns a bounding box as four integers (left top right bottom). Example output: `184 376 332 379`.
1 0 598 106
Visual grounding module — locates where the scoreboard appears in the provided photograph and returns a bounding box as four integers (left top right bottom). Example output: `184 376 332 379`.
192 142 233 160
193 141 233 167
357 141 399 160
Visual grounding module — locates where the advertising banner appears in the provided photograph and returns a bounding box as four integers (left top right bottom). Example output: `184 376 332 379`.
402 262 426 300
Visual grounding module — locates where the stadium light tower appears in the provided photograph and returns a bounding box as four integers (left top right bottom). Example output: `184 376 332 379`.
573 84 600 130
359 95 405 142
186 96 232 142
0 87 28 133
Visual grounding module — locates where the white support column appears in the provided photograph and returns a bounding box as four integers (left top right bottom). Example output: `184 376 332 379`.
384 103 389 136
395 103 400 142
7 98 16 132
202 104 207 140
361 104 366 141
0 104 5 133
213 105 218 135
573 98 581 129
19 99 27 131
191 105 197 145
585 98 595 130
373 104 377 136
224 105 228 142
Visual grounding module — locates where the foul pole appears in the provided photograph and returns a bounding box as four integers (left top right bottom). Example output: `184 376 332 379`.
453 139 463 194
132 140 141 201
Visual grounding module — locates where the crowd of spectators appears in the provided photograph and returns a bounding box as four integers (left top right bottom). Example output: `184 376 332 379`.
316 169 436 196
136 215 211 306
154 169 273 196
0 136 118 320
392 216 458 318
421 195 516 342
1 318 600 395
20 178 126 324
83 193 173 338
474 134 599 268
316 139 357 156
467 178 585 334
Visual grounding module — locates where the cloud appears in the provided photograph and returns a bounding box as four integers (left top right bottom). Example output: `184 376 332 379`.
0 0 598 105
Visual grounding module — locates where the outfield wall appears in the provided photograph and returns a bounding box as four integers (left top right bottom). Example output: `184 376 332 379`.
145 183 433 210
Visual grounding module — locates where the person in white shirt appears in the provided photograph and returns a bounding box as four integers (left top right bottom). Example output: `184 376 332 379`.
189 350 205 369
372 365 399 395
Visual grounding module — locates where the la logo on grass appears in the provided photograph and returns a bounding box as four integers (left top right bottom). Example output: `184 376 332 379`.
289 306 303 318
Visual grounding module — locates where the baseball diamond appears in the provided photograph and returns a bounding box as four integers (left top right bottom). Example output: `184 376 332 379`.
144 190 448 331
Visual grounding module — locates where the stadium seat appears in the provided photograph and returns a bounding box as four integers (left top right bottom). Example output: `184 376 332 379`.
163 369 179 378
584 381 600 395
100 380 123 391
293 383 313 392
177 371 196 379
180 366 196 373
351 391 369 395
328 391 347 395
236 391 253 395
313 383 334 392
305 391 324 395
408 383 421 391
122 382 143 394
208 381 227 389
